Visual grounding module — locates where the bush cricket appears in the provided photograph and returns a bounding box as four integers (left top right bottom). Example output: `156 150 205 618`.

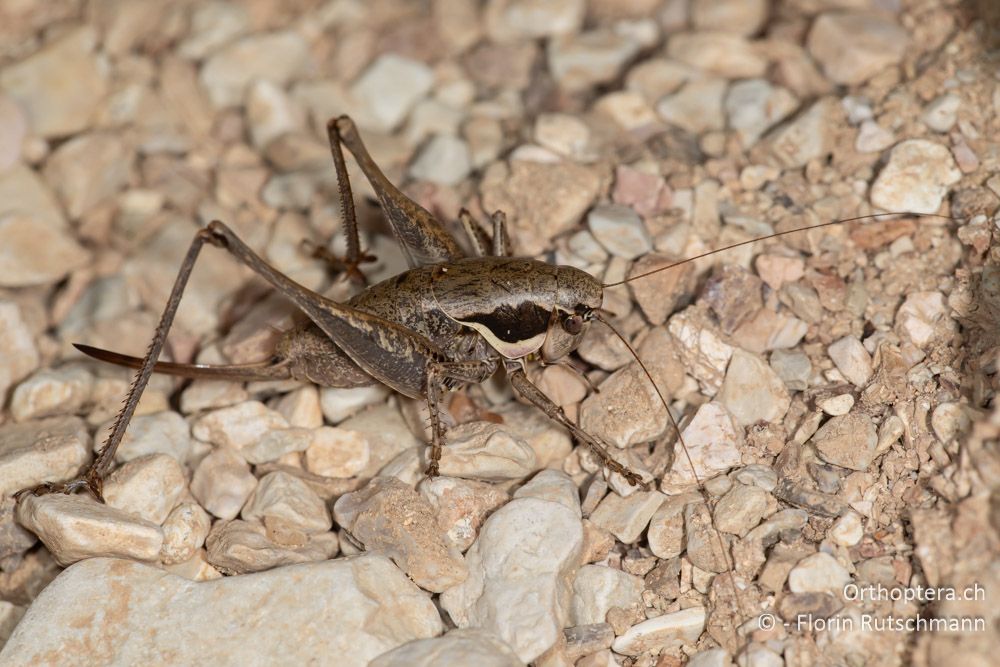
15 114 954 647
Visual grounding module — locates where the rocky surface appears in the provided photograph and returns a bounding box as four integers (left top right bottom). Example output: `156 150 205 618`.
0 1 995 665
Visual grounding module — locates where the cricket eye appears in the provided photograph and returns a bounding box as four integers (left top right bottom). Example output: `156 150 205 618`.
562 314 584 335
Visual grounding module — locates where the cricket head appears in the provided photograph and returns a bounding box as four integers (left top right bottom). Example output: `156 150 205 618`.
541 265 603 361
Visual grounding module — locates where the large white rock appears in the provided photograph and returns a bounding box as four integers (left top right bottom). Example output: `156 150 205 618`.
441 497 583 663
370 628 522 667
0 555 444 666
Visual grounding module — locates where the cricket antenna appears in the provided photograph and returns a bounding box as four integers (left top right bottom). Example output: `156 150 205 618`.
602 212 956 288
592 311 752 634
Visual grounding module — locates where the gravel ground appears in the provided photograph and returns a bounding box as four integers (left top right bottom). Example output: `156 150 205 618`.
0 1 998 666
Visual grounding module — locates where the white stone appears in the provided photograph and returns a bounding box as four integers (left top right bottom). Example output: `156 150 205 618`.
190 448 258 520
513 469 580 515
855 120 894 153
441 497 583 663
335 476 467 593
807 12 909 85
242 427 313 465
439 422 538 482
788 552 851 594
303 426 370 478
206 519 338 574
587 204 651 260
570 564 644 625
114 411 192 464
547 25 648 92
829 512 864 547
0 164 66 230
611 606 706 656
43 133 131 220
242 471 332 534
667 32 766 79
192 401 290 451
818 394 855 417
0 302 39 400
812 412 878 471
0 94 27 170
369 628 522 667
765 98 833 169
0 213 89 287
716 350 791 427
9 366 92 422
16 494 163 566
690 0 768 36
589 491 665 544
661 402 743 492
0 555 443 666
200 31 310 108
870 140 961 214
352 54 434 132
420 477 510 552
160 502 212 565
0 27 108 137
104 454 187 525
319 385 388 424
647 493 700 559
534 113 591 159
827 336 873 388
0 416 89 497
713 484 770 536
895 291 952 347
178 1 251 59
922 93 961 133
246 79 304 149
485 0 585 42
409 134 472 185
725 79 798 149
656 78 728 134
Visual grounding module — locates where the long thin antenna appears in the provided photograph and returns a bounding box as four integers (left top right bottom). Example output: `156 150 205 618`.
593 312 751 628
603 212 955 288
